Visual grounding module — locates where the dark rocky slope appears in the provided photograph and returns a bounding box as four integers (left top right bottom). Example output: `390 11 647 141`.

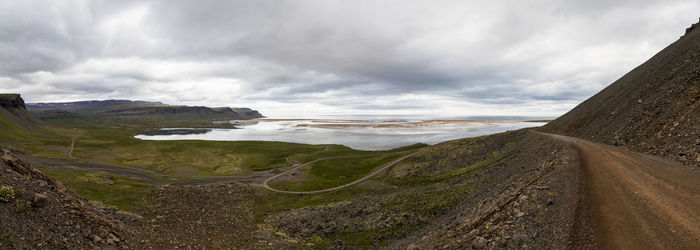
541 19 700 166
0 146 135 248
0 144 257 248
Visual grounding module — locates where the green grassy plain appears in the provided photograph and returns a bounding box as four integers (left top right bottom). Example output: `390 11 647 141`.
2 123 325 176
1 112 428 214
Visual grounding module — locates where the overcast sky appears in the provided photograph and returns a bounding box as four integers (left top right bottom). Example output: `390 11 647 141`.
0 0 698 117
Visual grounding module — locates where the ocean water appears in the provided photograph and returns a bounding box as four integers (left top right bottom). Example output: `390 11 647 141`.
135 119 547 151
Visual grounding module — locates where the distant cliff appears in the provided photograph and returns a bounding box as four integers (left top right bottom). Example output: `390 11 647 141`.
231 108 264 119
27 100 164 111
0 94 43 131
0 94 26 109
27 99 264 123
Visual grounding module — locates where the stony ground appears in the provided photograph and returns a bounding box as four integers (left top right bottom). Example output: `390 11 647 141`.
137 183 256 248
394 131 587 249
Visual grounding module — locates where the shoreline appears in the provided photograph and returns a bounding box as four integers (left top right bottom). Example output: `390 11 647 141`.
253 118 546 129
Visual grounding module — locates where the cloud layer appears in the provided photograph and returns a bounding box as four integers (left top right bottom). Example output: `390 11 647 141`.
1 0 698 117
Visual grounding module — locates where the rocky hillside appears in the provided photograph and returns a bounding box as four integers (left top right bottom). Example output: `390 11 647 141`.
0 146 135 248
0 144 259 248
0 94 43 132
27 99 264 122
260 130 589 248
542 19 700 166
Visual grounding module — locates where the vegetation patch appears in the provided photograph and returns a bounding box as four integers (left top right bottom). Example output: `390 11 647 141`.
0 185 16 202
262 132 528 247
11 202 26 214
269 151 415 191
38 168 153 212
254 187 372 222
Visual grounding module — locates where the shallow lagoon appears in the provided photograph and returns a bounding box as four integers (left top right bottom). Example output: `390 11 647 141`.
135 119 547 150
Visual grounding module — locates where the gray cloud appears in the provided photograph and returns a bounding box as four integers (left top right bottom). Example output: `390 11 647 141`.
0 0 698 117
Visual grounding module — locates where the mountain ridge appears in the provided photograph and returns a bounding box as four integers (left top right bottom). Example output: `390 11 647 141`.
26 99 264 122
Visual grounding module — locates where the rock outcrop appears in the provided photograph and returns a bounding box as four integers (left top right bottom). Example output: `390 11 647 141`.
0 94 43 131
0 94 26 109
684 17 700 37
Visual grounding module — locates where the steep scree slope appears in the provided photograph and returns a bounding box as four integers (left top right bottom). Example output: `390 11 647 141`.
542 20 700 165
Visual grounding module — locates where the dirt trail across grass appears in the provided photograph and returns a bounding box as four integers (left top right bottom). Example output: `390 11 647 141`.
68 135 77 158
543 132 700 249
262 150 423 194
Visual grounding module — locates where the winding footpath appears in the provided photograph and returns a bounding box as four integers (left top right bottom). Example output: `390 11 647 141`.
262 150 423 194
542 132 700 249
68 135 77 158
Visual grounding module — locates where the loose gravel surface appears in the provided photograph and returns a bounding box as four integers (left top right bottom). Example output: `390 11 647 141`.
547 133 700 249
137 183 256 249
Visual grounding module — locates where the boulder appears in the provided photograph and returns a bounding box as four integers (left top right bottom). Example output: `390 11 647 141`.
32 193 48 207
472 236 487 249
513 234 531 245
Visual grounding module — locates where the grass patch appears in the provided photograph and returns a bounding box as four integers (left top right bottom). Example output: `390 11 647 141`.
0 186 15 202
254 187 371 222
269 151 413 191
11 202 26 214
38 167 153 212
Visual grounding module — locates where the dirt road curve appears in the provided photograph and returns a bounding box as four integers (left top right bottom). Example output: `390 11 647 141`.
544 133 700 249
263 150 422 194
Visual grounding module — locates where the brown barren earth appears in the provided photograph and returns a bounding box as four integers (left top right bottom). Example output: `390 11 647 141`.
545 133 700 249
